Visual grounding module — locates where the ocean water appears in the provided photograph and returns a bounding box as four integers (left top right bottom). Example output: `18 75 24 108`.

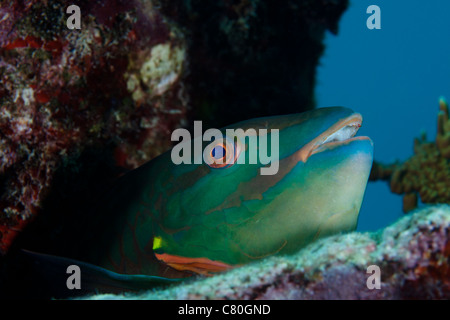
316 0 450 231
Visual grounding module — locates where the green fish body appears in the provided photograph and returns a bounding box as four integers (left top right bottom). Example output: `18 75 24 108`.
30 107 374 292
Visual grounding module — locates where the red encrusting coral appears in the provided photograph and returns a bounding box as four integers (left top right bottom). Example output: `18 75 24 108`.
0 0 189 254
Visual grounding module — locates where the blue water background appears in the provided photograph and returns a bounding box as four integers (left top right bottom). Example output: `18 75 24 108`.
316 1 450 231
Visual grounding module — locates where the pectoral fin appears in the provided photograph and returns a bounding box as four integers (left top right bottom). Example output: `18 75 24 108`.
155 253 233 275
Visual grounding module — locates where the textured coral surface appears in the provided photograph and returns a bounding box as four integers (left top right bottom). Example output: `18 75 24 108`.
370 98 450 212
84 205 450 300
0 0 189 254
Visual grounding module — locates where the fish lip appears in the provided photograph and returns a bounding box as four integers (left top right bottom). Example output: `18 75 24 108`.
297 113 371 162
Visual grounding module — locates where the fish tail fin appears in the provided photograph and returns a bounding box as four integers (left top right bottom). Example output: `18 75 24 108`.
19 250 184 299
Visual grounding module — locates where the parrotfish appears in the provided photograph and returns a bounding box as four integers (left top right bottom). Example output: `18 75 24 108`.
27 107 373 293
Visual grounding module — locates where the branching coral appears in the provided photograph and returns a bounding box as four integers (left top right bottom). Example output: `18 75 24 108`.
437 97 450 157
370 98 450 212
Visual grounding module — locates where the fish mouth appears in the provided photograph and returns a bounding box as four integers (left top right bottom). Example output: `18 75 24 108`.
298 113 372 162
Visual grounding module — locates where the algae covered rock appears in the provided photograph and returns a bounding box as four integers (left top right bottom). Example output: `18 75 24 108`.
84 205 450 300
0 0 189 254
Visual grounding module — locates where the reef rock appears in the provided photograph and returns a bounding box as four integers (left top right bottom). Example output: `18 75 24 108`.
0 0 191 254
84 205 450 300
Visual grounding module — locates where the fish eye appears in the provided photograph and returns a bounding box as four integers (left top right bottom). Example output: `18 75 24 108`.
204 137 240 169
211 145 226 160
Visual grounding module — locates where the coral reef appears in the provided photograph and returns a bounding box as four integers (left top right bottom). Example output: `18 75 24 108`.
0 0 188 254
83 205 450 300
370 98 450 212
437 97 450 157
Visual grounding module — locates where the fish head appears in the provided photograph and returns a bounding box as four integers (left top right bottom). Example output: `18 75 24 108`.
152 107 373 273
